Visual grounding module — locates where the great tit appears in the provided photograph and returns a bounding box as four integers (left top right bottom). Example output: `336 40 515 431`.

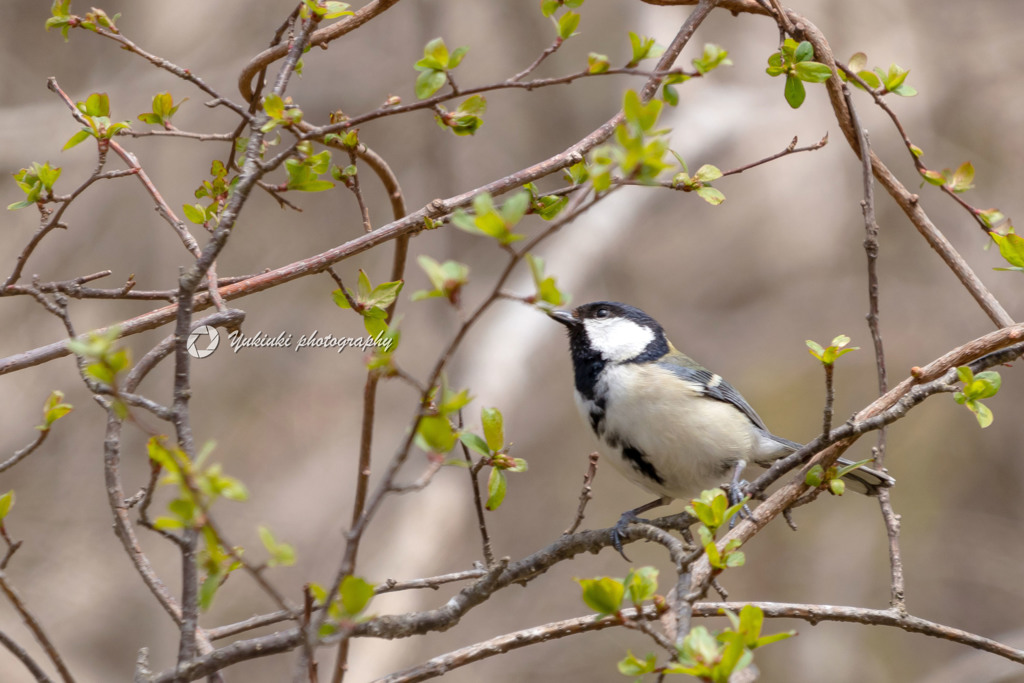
548 301 894 557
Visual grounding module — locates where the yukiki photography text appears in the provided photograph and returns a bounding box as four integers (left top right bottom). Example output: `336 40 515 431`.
227 329 394 354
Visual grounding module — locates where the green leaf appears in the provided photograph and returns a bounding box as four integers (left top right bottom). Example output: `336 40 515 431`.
263 93 285 118
948 161 975 193
991 232 1024 269
919 168 946 186
183 204 207 224
340 575 375 615
289 178 335 192
793 61 833 83
693 43 732 74
858 70 882 89
0 490 14 520
321 1 353 19
485 467 507 510
422 37 450 69
577 577 624 615
693 164 722 183
258 525 296 567
82 92 110 117
890 83 917 97
587 52 609 74
481 407 504 452
784 75 806 108
416 415 457 453
199 573 221 611
459 432 490 456
367 280 403 309
696 186 725 205
62 129 92 151
618 651 658 676
793 41 814 63
624 566 659 604
41 390 73 429
540 0 559 17
415 69 447 99
627 31 663 66
972 401 994 428
556 11 580 39
449 46 469 69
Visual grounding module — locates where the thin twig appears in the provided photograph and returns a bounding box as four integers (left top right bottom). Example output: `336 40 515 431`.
562 453 599 535
509 37 563 82
821 362 834 439
461 428 495 567
0 571 75 683
720 133 829 177
0 428 51 474
46 78 203 260
0 628 54 683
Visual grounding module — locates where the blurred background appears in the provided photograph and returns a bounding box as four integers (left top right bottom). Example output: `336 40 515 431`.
1 1 1023 681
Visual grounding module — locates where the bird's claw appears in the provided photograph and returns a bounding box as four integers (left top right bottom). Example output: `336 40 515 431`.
612 510 643 562
727 480 753 529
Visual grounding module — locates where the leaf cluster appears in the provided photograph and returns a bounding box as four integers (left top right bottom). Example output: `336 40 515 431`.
138 92 186 127
148 438 251 609
8 162 61 210
621 606 793 682
63 92 131 150
414 37 468 99
459 407 527 510
686 489 746 570
577 566 660 616
765 39 833 109
840 52 916 96
806 334 858 366
333 268 403 337
310 575 375 636
954 366 1001 428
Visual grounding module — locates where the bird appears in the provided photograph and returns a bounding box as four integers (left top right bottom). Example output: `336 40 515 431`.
548 301 894 558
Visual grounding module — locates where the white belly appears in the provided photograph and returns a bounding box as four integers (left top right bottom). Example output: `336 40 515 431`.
574 364 774 501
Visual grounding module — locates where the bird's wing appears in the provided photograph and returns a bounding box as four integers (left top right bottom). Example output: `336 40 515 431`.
654 354 771 432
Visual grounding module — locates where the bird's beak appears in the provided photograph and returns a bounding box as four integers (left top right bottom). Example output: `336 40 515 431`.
546 308 578 328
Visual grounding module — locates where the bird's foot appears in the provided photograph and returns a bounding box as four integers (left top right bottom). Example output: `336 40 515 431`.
726 480 753 528
612 510 648 562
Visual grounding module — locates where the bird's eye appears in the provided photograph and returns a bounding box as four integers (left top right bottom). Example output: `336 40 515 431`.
595 307 609 318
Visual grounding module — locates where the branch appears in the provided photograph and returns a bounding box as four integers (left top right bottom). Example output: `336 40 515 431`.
562 452 599 535
0 628 54 683
0 570 75 683
373 607 661 683
0 425 52 474
690 327 1024 589
1 0 718 378
697 602 1024 665
238 0 403 102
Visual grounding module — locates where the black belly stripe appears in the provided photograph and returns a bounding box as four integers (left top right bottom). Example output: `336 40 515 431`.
621 445 665 485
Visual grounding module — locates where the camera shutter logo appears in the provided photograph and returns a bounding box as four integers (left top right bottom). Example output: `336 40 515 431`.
187 325 220 359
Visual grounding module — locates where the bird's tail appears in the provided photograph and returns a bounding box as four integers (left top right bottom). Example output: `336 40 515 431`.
761 433 895 496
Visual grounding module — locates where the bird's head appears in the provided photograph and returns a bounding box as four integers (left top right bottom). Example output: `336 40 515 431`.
548 301 669 364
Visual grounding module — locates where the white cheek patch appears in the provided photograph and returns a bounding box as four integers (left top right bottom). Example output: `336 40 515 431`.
583 317 655 362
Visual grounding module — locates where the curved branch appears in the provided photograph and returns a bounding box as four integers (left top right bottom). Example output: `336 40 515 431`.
238 0 403 102
699 602 1024 664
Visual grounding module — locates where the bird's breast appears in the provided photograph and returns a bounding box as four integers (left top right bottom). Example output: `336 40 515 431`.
573 363 760 500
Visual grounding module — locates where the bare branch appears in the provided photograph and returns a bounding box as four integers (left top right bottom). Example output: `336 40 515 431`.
562 452 600 535
0 570 75 683
0 628 54 683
